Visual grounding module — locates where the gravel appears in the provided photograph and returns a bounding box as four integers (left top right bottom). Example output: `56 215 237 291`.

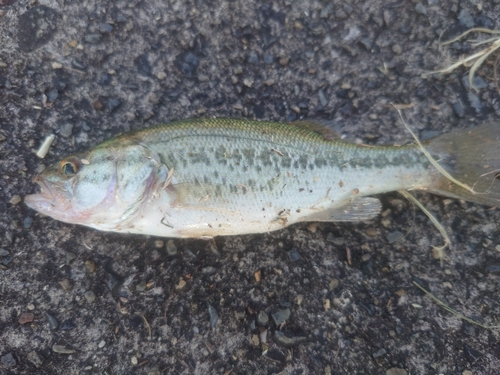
1 0 499 374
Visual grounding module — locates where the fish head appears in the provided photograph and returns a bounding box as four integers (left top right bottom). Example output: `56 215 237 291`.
25 143 167 229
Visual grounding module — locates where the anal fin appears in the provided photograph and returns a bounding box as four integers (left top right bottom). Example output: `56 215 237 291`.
301 197 382 222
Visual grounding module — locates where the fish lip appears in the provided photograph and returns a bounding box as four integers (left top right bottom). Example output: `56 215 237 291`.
33 174 54 199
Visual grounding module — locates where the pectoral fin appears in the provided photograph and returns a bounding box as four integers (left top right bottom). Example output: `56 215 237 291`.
302 197 382 222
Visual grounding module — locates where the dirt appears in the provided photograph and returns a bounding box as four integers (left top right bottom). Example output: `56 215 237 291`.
1 1 500 374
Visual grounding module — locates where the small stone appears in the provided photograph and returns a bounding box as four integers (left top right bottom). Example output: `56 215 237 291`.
279 57 290 66
368 114 378 121
257 311 269 326
263 53 274 64
60 319 76 331
155 71 167 80
166 240 177 255
365 227 377 237
328 279 339 290
0 61 7 69
386 231 404 244
273 331 307 347
176 278 186 290
243 78 253 87
468 91 482 113
288 247 301 261
59 278 73 291
47 89 58 102
23 217 33 229
318 89 328 106
392 44 402 55
264 79 275 86
271 308 291 326
154 240 164 249
254 270 261 282
27 303 35 310
131 356 138 365
27 351 43 368
84 33 101 44
98 23 113 34
98 340 106 348
84 260 96 273
323 299 331 310
453 101 465 118
248 51 259 64
251 334 259 346
458 9 474 28
18 312 34 324
52 345 75 354
372 348 386 358
207 303 219 327
386 368 407 375
46 312 59 330
84 290 96 304
233 65 243 75
415 3 427 15
1 353 16 367
65 252 76 265
9 195 22 205
462 371 472 375
59 123 73 138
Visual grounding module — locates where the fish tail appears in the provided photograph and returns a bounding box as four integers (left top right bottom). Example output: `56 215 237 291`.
425 122 500 207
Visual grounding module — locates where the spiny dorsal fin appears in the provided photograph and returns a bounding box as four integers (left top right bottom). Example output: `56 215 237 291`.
291 120 340 141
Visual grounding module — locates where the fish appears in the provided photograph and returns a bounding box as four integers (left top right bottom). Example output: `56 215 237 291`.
24 118 500 238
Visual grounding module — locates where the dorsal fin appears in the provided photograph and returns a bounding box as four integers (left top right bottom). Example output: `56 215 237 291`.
291 120 340 141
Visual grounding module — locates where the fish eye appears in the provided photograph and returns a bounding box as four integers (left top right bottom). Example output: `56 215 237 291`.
59 157 81 176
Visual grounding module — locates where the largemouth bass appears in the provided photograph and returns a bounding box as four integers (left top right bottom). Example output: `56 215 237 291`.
25 118 500 238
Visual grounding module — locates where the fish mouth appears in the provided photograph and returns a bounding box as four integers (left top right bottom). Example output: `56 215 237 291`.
24 175 62 213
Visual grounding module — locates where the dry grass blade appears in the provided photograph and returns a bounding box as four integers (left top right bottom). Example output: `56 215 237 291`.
399 190 450 266
430 28 500 91
413 281 500 330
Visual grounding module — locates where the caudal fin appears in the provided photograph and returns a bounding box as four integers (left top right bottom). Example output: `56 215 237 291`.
425 122 500 207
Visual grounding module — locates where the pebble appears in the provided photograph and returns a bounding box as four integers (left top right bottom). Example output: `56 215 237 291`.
248 51 259 64
166 240 177 255
279 57 289 66
392 44 402 55
27 351 43 368
458 9 474 28
288 247 301 261
176 278 186 290
47 89 58 102
131 356 138 365
84 33 101 44
365 227 377 237
328 279 339 290
65 252 76 265
386 231 404 244
273 331 307 347
59 123 73 138
1 353 16 367
372 348 386 358
155 71 167 80
98 23 113 34
271 308 291 326
468 91 482 113
452 101 465 118
257 311 269 326
415 3 427 15
98 340 106 348
263 53 274 64
462 371 472 375
46 312 59 330
18 312 34 324
9 195 22 205
60 319 76 331
387 369 407 375
84 260 96 273
207 303 219 327
59 278 73 291
27 303 35 310
0 249 9 256
23 217 33 229
52 345 75 354
84 290 96 304
135 281 147 292
243 78 253 87
462 75 488 90
318 89 328 106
